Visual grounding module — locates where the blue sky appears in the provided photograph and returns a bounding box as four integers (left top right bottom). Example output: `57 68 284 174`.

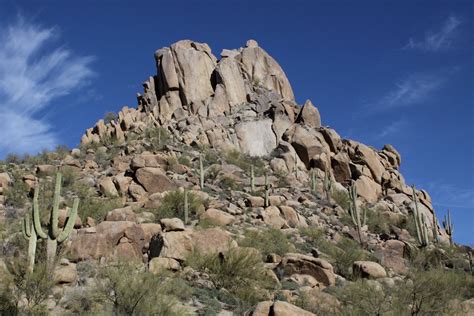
0 0 472 244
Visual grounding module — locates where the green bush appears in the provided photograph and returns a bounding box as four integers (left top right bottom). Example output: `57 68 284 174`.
219 175 238 191
330 279 391 315
144 126 170 151
333 238 372 279
332 268 473 315
224 149 265 176
152 190 204 221
187 247 273 312
366 207 391 235
94 262 184 315
332 189 350 210
3 260 54 315
69 182 122 222
239 228 293 257
4 171 29 208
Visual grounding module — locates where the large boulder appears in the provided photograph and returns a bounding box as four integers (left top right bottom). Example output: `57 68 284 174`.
155 40 217 106
235 119 277 156
252 300 314 316
353 261 387 279
135 167 176 193
238 39 294 102
353 143 385 183
374 240 408 274
0 173 11 188
215 57 247 107
200 208 236 226
278 253 336 287
296 100 321 128
354 175 382 203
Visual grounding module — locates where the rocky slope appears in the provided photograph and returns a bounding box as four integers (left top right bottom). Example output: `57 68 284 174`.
0 40 472 315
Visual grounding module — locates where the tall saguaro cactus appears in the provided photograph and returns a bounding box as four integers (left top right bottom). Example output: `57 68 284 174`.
311 169 317 194
32 173 79 270
264 172 269 208
411 185 430 247
323 168 332 201
21 213 37 274
348 182 366 246
443 209 454 245
250 164 255 193
199 154 204 190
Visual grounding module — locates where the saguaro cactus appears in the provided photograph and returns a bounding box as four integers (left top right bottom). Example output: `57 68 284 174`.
311 169 317 194
250 164 255 193
184 188 189 225
443 209 454 245
21 213 37 274
264 172 269 208
323 168 332 201
411 185 430 247
32 173 79 270
348 182 366 245
199 154 204 189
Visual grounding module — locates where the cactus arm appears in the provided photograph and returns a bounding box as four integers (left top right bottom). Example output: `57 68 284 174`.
27 222 37 274
57 198 79 243
51 173 62 239
32 186 48 239
22 214 31 239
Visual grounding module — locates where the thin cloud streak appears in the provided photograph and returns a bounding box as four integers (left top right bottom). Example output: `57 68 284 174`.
374 119 407 140
365 72 446 112
0 17 94 156
404 15 461 52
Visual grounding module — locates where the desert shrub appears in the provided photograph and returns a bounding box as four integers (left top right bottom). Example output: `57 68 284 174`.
68 183 122 222
200 148 220 167
219 175 238 190
332 189 350 210
330 279 391 315
187 247 273 312
152 190 204 221
104 111 117 124
224 149 265 176
392 268 472 315
333 238 372 279
144 126 170 152
329 267 473 315
239 228 293 257
298 227 338 256
365 207 392 234
5 154 21 164
191 288 222 315
4 260 54 315
177 155 192 167
4 171 29 208
294 290 341 315
299 231 370 279
94 262 183 315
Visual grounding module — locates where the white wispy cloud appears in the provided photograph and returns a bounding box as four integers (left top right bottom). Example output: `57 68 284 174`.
374 119 407 140
367 72 446 111
0 17 94 156
422 181 474 210
404 15 461 52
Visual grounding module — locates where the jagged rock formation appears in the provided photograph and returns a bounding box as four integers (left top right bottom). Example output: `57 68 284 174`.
81 39 446 243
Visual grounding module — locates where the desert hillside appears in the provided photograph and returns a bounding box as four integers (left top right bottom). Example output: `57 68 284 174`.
0 40 472 315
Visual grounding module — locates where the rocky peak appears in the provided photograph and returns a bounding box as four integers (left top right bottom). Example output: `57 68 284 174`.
80 39 446 243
